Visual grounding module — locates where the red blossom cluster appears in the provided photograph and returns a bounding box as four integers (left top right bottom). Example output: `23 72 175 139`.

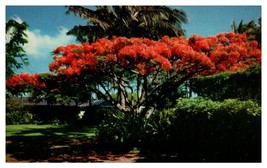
6 73 45 88
6 32 261 94
6 73 45 94
48 32 261 77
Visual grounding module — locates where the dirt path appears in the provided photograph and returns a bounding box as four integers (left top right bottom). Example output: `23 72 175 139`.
6 138 179 162
7 152 180 163
47 152 142 162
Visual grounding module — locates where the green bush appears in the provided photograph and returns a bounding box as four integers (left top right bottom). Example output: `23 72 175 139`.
6 111 34 125
96 109 148 151
96 98 261 161
6 97 35 124
191 65 261 104
146 98 261 161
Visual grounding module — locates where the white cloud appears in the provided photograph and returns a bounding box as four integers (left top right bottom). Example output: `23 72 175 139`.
13 16 75 59
24 26 74 58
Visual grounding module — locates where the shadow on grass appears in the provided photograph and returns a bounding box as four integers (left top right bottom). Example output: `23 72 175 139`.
6 125 261 162
6 125 100 162
6 125 186 162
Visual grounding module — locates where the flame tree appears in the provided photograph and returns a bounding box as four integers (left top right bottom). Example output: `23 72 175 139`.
6 32 261 116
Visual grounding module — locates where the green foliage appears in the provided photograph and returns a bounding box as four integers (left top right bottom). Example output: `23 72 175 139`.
49 118 66 126
97 98 261 161
191 65 261 104
66 6 188 43
6 19 29 78
96 109 146 150
6 111 34 125
148 98 261 161
6 98 34 125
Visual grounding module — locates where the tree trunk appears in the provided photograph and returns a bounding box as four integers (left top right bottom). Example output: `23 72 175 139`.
143 75 148 107
144 104 157 119
88 94 92 107
189 80 192 97
120 88 126 109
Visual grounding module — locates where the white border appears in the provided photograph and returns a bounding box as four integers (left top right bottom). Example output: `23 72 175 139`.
1 0 264 6
0 1 6 165
1 0 266 168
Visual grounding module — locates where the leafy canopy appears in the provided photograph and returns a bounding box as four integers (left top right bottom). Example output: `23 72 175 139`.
6 32 261 113
6 19 29 78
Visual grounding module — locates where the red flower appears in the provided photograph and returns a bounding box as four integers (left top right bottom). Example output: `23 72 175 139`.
154 55 172 71
189 34 210 52
118 46 138 58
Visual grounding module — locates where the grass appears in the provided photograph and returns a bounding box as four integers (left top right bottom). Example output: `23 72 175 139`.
5 124 197 162
6 124 97 138
6 125 58 137
6 124 98 162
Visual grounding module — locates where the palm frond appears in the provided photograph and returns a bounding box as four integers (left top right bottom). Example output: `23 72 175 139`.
231 20 237 32
66 6 188 42
237 20 244 33
67 25 105 43
66 6 110 30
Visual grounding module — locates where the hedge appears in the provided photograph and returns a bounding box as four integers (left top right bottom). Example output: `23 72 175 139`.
97 98 261 161
191 65 261 104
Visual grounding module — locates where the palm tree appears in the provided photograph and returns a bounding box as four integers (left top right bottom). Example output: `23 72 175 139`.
231 19 244 33
66 6 188 43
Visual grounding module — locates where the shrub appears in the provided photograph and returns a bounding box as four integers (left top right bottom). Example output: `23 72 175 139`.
96 109 148 151
146 98 261 161
6 97 35 124
191 65 261 104
96 97 261 161
6 111 34 125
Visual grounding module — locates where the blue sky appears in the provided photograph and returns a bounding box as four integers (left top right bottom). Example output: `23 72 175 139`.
6 6 261 74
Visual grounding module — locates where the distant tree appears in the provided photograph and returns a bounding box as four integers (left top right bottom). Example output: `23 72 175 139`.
6 19 29 79
66 6 188 43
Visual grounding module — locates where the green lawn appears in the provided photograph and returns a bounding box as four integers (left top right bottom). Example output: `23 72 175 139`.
6 124 98 162
6 124 97 138
6 124 204 162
